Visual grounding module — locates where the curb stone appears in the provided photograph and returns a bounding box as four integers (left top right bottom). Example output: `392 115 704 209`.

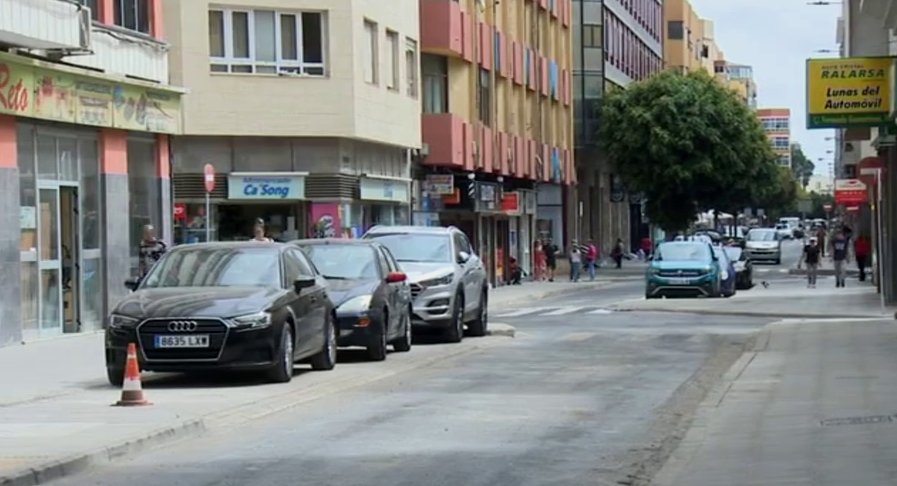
0 420 204 486
610 306 884 321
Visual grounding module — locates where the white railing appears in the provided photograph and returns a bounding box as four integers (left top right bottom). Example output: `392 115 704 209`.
67 23 169 83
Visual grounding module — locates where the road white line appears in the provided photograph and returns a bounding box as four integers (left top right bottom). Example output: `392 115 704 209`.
587 308 614 315
542 306 588 316
495 307 550 317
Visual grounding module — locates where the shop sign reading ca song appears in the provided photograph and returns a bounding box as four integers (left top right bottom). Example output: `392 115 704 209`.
228 174 305 200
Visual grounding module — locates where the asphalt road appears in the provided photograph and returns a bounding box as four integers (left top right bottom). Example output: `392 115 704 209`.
45 243 807 486
52 273 784 486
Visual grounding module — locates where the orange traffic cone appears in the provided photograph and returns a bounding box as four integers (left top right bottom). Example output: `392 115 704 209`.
114 343 151 406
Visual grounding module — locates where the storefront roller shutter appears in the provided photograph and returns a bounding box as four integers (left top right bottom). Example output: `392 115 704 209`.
305 174 359 200
172 173 228 199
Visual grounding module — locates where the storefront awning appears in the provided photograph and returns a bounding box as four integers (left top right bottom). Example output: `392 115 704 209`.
0 51 185 134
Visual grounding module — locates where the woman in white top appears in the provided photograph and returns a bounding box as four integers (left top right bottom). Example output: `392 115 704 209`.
250 219 273 242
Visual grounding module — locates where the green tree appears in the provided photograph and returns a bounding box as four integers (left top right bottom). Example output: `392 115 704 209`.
598 70 781 233
790 145 815 188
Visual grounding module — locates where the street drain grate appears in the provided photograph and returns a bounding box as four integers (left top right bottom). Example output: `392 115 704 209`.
820 414 896 427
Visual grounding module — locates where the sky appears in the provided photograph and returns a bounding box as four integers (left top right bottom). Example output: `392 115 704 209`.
689 0 841 176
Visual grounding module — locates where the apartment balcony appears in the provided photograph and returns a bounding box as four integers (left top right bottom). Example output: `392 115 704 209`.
419 0 463 57
67 23 168 83
0 0 90 52
422 113 465 168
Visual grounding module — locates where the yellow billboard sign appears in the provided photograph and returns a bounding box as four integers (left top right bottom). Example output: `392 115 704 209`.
806 56 895 129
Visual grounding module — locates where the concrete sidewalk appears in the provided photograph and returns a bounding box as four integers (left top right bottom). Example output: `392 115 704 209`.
0 277 638 486
653 317 897 486
612 277 891 319
787 258 864 277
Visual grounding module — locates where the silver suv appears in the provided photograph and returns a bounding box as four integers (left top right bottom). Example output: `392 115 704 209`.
363 226 488 342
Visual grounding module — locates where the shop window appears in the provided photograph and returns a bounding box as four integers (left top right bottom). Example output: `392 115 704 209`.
127 138 161 275
422 54 448 114
17 126 38 336
114 0 151 35
209 8 327 76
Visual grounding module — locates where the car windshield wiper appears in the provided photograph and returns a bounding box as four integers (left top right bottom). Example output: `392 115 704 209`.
322 275 349 280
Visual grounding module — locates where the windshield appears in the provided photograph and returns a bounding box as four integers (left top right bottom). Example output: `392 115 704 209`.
300 244 379 280
747 230 777 242
655 243 711 262
723 247 743 261
365 233 452 263
141 247 281 288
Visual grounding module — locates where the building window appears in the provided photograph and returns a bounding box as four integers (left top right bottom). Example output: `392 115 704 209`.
771 136 790 150
208 8 326 76
422 54 448 114
405 38 419 98
386 30 399 91
478 68 491 126
77 0 100 21
114 0 150 34
364 20 379 84
667 20 683 40
583 24 602 48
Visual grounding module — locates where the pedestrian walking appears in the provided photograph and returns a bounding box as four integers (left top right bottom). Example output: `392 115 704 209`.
543 238 558 282
611 238 624 269
250 218 274 242
586 239 599 281
568 241 583 282
816 226 827 257
855 233 871 282
831 229 850 288
138 224 167 279
797 236 821 288
534 240 546 282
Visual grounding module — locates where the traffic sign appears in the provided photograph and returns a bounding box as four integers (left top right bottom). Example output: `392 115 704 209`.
203 164 216 193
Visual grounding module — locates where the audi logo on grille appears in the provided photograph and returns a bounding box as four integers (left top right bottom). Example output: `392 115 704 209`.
168 320 198 332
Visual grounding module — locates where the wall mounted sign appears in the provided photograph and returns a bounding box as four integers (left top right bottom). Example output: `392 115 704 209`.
227 173 306 200
360 177 409 203
0 52 182 133
806 56 894 129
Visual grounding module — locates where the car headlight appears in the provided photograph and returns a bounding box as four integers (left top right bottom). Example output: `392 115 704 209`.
107 314 139 330
338 295 373 314
231 311 272 329
419 273 454 287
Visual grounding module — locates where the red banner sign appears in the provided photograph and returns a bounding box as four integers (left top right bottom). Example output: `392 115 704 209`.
834 178 868 205
501 192 520 214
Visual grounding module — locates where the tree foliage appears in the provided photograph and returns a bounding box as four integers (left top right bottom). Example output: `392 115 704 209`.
790 145 815 189
598 70 783 232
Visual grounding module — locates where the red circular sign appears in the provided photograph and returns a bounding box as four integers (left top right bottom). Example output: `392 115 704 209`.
203 164 215 193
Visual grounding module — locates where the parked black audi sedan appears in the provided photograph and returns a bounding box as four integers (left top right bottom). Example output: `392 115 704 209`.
294 239 412 361
105 242 336 386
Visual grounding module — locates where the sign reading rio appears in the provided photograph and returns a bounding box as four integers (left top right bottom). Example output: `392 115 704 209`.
0 63 29 113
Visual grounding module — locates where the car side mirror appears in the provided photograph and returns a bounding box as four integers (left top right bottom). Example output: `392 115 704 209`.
124 277 141 291
386 271 407 283
293 276 316 294
457 251 471 264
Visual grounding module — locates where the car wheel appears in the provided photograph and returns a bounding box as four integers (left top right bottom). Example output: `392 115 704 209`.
366 312 388 362
392 308 412 352
310 314 337 371
106 366 124 387
267 324 294 383
444 292 464 343
466 289 488 337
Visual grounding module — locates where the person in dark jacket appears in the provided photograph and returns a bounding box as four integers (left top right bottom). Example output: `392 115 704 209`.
855 234 871 282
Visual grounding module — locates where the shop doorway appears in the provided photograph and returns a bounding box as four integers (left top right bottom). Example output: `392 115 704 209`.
36 183 82 335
